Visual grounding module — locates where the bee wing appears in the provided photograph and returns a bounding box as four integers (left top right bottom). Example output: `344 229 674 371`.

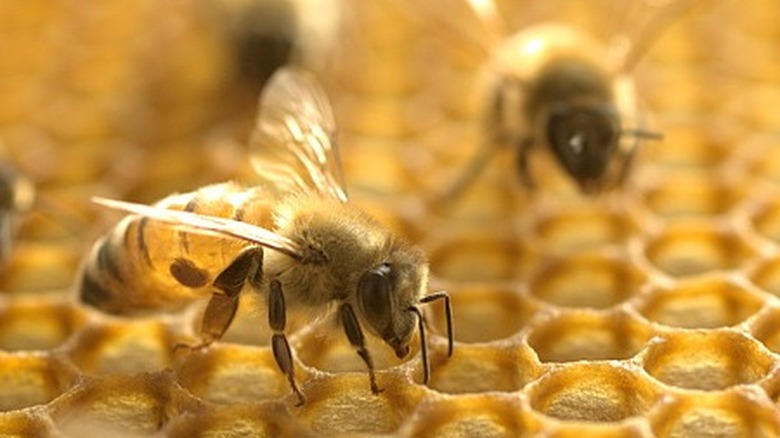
608 0 701 72
249 67 348 203
93 197 305 261
394 0 505 57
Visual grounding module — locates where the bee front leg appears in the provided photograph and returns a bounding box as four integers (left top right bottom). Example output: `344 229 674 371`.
339 303 382 395
268 279 306 406
177 246 264 351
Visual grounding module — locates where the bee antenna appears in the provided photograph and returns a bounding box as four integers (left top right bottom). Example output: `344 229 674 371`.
621 128 664 141
408 306 430 385
420 291 454 357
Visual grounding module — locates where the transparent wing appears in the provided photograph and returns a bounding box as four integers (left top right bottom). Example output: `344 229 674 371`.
249 67 348 202
93 197 304 261
608 0 701 72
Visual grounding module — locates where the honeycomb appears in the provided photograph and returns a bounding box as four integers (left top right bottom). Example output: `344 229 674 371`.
2 0 780 436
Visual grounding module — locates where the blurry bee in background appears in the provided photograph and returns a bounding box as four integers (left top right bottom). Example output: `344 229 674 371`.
213 0 342 94
79 67 453 406
431 0 698 203
0 162 34 266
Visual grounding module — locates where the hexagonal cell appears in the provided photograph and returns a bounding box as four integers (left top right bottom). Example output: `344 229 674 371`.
295 373 426 435
404 395 535 437
427 282 535 343
639 169 740 218
750 197 780 245
428 344 539 395
167 403 312 438
0 296 87 351
636 277 765 329
50 372 187 436
294 319 414 376
652 390 780 438
749 306 780 353
528 363 659 423
0 410 54 437
426 226 531 282
532 204 636 253
643 221 755 278
749 255 780 298
527 311 654 363
0 241 81 292
67 318 176 375
0 352 77 412
643 331 774 390
528 253 646 309
175 344 291 405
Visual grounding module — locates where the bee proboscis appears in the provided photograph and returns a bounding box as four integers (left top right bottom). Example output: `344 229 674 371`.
79 67 453 406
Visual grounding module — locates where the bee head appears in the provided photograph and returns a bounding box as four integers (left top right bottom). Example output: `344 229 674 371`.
356 246 428 358
544 101 621 193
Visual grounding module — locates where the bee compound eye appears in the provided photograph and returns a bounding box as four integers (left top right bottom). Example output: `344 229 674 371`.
357 264 393 334
547 105 619 185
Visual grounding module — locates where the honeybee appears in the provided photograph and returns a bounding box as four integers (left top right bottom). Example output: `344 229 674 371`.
79 67 453 406
432 0 697 202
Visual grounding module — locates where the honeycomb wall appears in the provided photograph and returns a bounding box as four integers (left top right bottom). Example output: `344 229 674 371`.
2 0 780 436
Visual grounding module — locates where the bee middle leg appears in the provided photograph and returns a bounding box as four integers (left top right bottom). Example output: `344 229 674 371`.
176 246 264 351
268 279 306 406
339 303 382 394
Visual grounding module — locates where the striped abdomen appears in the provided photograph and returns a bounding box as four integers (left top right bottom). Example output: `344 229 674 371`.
79 182 275 315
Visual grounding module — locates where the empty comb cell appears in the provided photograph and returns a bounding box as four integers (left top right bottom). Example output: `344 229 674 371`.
0 296 87 351
174 344 292 405
651 390 780 438
427 282 534 343
636 276 765 329
532 205 637 254
527 310 654 362
0 352 77 412
643 221 756 278
642 331 774 390
527 362 659 423
49 372 184 436
639 169 741 219
295 373 425 435
66 318 176 375
404 396 535 437
528 252 647 309
293 321 411 375
427 226 532 282
427 343 539 395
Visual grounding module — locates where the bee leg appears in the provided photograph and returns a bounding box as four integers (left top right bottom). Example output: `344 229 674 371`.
178 246 264 351
339 303 382 394
268 279 306 406
434 139 497 210
614 141 639 188
516 137 536 191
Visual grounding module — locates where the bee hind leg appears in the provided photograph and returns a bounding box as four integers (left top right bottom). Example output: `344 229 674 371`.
177 246 264 352
339 303 382 394
268 279 306 406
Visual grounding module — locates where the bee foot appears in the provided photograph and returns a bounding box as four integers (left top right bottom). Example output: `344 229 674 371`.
293 390 307 407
